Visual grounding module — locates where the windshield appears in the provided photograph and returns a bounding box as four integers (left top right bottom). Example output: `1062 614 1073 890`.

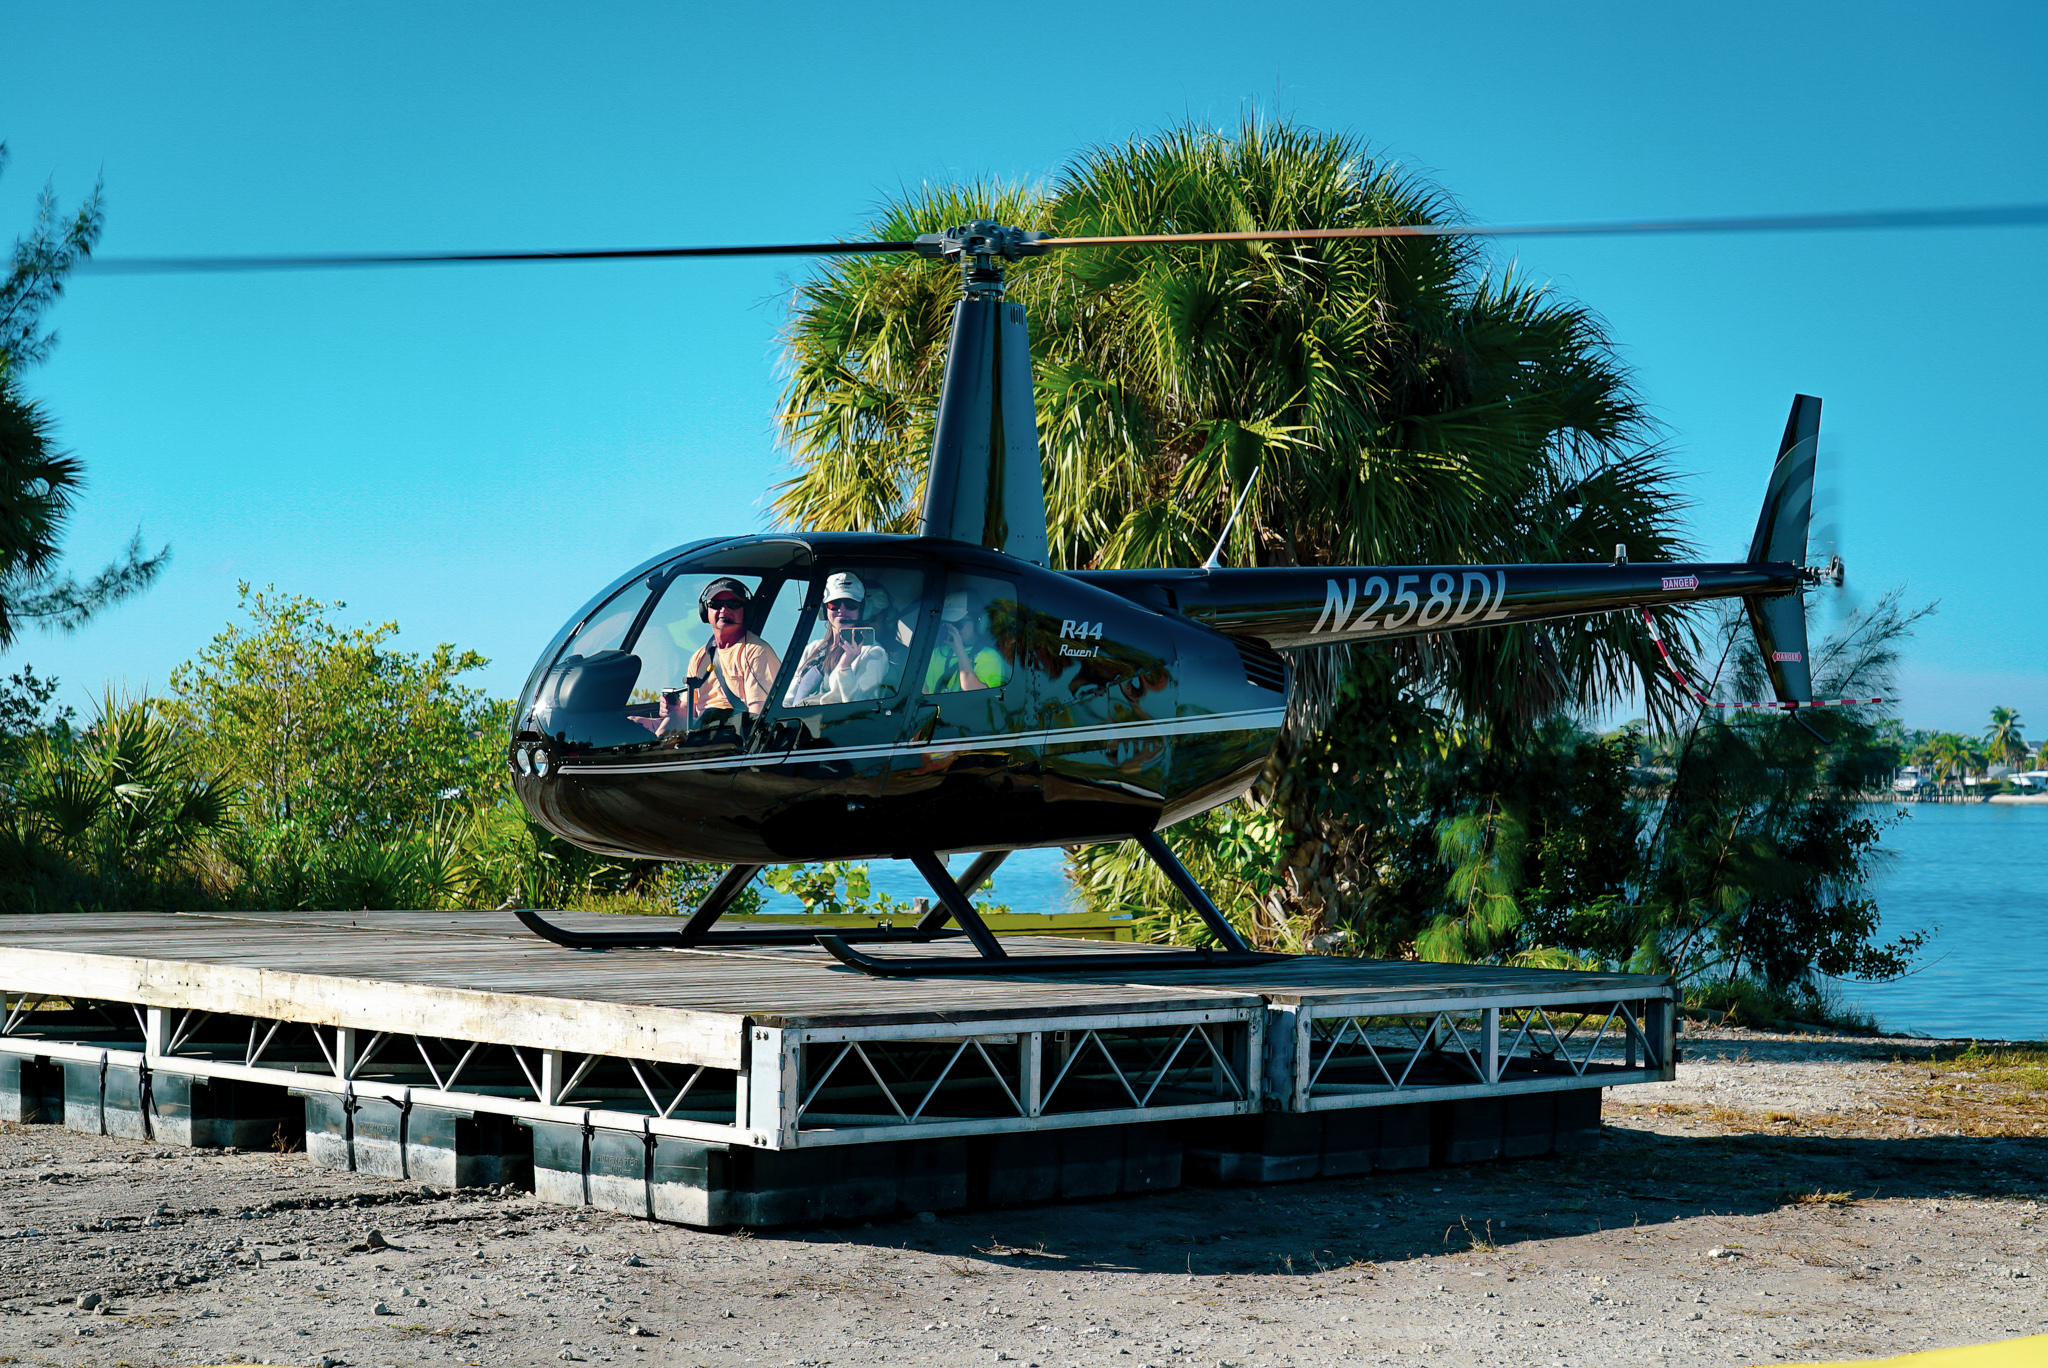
524 568 803 750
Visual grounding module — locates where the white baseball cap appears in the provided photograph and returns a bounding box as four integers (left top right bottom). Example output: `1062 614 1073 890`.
824 571 866 605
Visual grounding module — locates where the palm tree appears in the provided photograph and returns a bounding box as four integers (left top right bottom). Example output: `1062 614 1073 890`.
1927 731 1982 796
777 120 1693 727
774 119 1696 935
1 691 236 908
1984 705 2027 769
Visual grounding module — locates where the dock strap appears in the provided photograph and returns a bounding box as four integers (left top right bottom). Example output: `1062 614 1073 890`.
136 1059 154 1141
96 1051 109 1136
580 1110 596 1208
640 1118 657 1220
341 1082 360 1172
394 1087 414 1180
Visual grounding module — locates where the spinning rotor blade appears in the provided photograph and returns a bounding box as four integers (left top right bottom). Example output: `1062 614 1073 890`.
80 239 921 274
80 202 2048 274
1040 202 2048 249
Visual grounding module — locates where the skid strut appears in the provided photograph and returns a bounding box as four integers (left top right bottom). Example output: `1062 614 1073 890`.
818 831 1284 977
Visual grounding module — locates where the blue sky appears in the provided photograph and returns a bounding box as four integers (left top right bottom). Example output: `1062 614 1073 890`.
4 3 2044 734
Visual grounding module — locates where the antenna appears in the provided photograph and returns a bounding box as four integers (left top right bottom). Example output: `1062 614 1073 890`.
1203 468 1261 570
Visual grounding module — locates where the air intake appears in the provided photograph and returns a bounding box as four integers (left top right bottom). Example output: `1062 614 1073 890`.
1233 638 1288 693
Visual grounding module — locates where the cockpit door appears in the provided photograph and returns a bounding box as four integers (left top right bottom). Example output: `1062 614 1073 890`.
743 561 935 858
876 568 1045 851
1030 582 1178 841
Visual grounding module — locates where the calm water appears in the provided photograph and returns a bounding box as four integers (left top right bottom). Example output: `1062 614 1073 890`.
1829 802 2048 1040
758 804 2046 1040
752 847 1080 918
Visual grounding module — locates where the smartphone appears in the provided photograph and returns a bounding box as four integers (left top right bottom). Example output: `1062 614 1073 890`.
849 627 876 648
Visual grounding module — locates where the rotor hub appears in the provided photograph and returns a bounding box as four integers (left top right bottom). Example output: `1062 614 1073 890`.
914 221 1051 293
1802 552 1846 587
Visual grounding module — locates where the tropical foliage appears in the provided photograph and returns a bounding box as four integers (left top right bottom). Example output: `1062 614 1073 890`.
0 593 743 917
0 690 234 911
0 144 168 647
776 121 1695 728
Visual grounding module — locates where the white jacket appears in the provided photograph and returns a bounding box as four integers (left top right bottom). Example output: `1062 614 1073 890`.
785 636 891 706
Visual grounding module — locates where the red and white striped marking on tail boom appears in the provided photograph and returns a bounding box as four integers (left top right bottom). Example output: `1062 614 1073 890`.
1640 610 1887 711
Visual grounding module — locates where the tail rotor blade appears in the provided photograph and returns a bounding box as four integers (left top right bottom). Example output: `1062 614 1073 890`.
1811 438 1862 623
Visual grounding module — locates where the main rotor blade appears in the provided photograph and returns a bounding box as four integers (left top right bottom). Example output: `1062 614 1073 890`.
1040 202 2048 248
76 201 2048 275
80 240 920 274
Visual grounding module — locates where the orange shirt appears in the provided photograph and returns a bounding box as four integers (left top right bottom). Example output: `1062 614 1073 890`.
688 633 781 714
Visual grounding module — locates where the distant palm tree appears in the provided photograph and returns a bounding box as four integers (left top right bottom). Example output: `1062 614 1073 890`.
1983 705 2028 769
1927 731 1983 795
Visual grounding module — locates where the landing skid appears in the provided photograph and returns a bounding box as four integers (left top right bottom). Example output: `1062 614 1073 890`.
511 835 1282 977
819 831 1285 977
511 859 969 951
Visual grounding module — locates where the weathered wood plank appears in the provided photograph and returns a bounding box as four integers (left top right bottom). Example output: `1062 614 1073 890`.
0 945 746 1071
0 911 1671 1046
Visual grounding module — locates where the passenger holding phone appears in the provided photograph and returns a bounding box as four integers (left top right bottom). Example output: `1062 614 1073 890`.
785 572 892 706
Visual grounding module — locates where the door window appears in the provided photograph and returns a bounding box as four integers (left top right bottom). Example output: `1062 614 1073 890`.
631 573 802 732
922 572 1020 695
780 564 929 710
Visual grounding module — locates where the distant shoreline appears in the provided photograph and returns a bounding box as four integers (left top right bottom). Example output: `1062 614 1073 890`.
1851 792 2048 805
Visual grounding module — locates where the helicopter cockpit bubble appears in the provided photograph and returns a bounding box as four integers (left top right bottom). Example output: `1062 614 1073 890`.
519 559 805 755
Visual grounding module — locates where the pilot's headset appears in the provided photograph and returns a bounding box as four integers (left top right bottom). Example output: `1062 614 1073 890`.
697 577 751 623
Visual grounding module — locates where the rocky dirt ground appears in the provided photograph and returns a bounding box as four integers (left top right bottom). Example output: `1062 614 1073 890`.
1 1027 2043 1368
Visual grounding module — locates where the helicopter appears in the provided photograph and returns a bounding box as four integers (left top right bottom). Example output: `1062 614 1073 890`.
487 220 1840 976
100 205 2035 975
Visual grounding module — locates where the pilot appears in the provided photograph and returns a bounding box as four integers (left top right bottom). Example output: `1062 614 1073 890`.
925 590 1006 693
684 577 781 724
785 571 890 706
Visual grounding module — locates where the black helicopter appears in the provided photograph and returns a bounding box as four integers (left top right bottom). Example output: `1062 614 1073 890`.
486 221 1835 976
105 206 2025 975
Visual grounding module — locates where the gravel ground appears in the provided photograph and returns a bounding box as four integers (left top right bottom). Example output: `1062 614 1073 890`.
2 1028 2043 1368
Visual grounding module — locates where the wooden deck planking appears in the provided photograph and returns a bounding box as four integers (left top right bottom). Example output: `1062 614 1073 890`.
0 911 1669 1057
0 914 1254 1034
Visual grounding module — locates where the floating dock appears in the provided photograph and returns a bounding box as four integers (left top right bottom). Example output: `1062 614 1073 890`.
0 911 1675 1226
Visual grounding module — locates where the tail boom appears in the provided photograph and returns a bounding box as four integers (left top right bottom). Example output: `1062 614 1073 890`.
1076 560 1802 650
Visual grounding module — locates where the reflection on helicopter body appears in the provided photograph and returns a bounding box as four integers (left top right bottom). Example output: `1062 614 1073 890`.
511 533 1288 863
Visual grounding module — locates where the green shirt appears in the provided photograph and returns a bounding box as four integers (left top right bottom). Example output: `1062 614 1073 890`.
925 643 1005 693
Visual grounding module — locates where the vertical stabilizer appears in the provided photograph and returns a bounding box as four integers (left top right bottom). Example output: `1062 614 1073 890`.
1743 395 1821 705
916 293 1050 565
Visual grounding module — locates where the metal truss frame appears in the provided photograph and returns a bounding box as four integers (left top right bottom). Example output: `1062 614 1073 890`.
0 992 1261 1152
1264 988 1676 1113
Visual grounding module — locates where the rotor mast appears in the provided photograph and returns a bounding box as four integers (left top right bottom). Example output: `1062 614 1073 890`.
913 223 1052 566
